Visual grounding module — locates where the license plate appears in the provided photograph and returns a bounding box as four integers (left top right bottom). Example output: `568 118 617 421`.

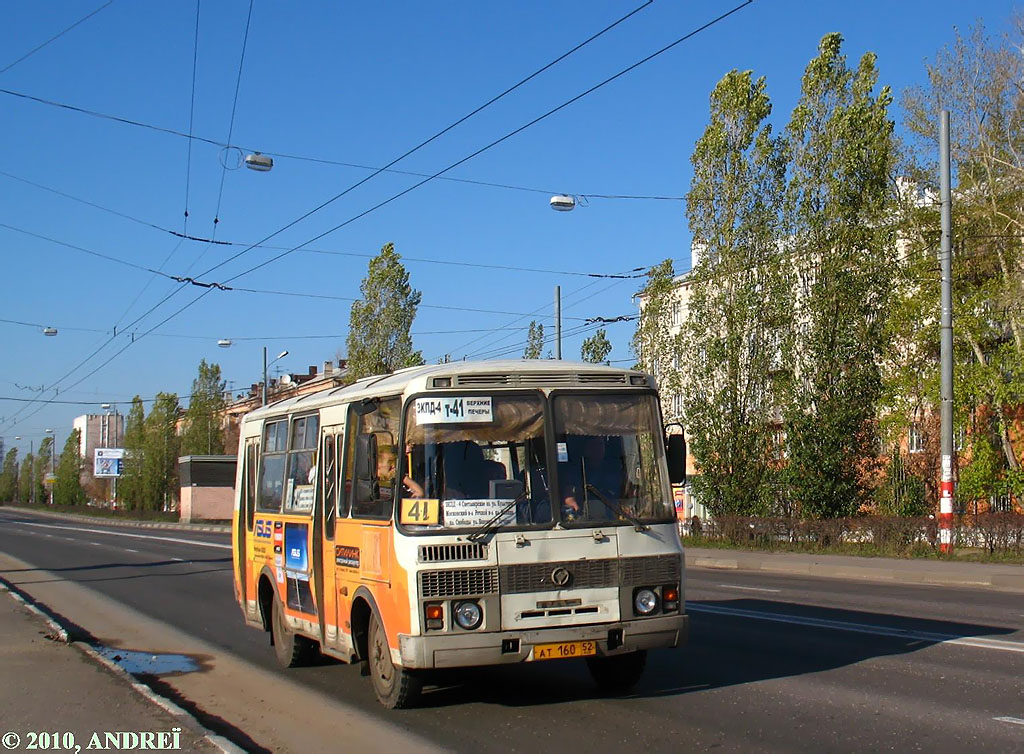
533 640 597 661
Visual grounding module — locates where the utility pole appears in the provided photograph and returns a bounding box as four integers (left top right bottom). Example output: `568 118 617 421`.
554 285 562 360
939 110 955 555
263 346 268 407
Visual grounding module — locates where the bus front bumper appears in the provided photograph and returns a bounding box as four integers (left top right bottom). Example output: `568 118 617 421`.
398 613 688 669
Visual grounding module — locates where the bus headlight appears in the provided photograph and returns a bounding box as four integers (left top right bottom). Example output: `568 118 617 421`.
633 588 659 616
453 600 483 630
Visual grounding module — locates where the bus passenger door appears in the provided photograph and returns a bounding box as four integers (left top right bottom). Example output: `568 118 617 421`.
237 439 260 622
313 428 342 649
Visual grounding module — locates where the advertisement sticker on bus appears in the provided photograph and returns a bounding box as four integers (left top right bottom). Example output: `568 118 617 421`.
335 545 360 569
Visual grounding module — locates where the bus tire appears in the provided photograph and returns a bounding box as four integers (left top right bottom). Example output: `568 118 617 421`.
586 650 647 695
368 613 421 708
271 597 316 668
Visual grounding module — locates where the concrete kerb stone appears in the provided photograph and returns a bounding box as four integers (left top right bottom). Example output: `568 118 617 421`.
6 505 231 534
0 576 240 754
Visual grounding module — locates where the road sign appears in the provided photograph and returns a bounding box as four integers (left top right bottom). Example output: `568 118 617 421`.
94 448 125 478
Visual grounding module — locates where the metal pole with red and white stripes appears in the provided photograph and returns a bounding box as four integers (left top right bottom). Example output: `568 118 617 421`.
939 110 955 554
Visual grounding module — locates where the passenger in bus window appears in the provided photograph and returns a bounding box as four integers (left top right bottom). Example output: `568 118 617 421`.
379 445 425 499
403 443 425 497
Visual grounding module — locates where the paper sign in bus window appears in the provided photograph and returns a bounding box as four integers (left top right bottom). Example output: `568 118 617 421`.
442 498 516 528
415 397 493 424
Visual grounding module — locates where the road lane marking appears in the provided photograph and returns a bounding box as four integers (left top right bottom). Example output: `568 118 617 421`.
124 548 139 553
689 603 1024 654
994 717 1024 726
14 521 230 550
717 584 781 593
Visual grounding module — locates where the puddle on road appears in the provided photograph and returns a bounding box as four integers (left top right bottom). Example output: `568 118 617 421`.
93 645 201 676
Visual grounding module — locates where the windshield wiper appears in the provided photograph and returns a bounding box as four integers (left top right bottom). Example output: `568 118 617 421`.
585 484 649 532
466 489 529 543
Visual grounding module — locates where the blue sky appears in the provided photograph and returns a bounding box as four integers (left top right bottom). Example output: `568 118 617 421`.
1 0 1019 454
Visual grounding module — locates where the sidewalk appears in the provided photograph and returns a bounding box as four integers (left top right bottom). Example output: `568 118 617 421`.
685 546 1024 592
0 587 222 753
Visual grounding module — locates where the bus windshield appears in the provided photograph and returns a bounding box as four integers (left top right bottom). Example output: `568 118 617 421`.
400 391 672 532
402 394 550 531
552 393 673 526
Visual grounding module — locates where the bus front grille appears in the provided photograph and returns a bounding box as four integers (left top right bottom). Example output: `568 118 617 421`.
419 542 488 563
420 567 499 598
499 556 681 594
500 559 618 593
618 555 681 585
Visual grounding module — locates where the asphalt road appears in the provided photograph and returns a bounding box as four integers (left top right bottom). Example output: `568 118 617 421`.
1 508 1022 752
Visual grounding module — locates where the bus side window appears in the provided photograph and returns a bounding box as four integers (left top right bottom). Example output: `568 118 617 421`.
284 414 318 514
257 419 287 512
245 441 258 531
347 397 401 520
322 432 338 539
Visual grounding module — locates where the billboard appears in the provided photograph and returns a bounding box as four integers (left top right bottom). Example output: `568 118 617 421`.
94 448 124 478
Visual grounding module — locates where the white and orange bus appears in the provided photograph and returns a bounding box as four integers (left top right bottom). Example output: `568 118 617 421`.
232 360 689 707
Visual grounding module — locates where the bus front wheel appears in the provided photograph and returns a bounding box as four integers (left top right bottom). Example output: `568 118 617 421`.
271 597 316 668
586 650 647 695
368 613 421 708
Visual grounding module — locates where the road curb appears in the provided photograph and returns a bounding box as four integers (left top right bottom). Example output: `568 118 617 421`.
4 506 231 534
684 550 1024 593
0 577 242 754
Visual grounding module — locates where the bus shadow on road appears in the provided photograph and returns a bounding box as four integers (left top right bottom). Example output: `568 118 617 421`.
413 597 1020 709
0 557 232 585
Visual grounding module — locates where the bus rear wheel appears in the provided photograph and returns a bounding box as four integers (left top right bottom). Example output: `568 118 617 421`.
586 650 647 695
271 597 317 668
368 613 421 708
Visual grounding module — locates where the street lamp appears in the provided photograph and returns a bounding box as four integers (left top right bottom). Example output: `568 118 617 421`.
244 152 274 172
549 194 576 212
263 348 289 406
44 429 55 505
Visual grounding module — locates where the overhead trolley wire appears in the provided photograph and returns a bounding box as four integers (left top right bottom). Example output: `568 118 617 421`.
188 0 254 273
0 168 651 276
3 1 751 432
208 0 754 286
0 1 115 76
188 0 659 283
1 0 658 435
183 0 202 236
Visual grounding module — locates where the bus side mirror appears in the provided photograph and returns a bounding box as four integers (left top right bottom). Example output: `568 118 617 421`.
666 433 686 486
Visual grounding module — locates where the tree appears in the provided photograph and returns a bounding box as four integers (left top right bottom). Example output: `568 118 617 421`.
119 396 147 510
524 321 545 359
346 242 424 380
35 437 53 504
0 447 19 502
181 359 227 456
632 260 679 395
783 33 897 518
900 17 1024 507
53 429 86 506
142 392 180 511
681 69 790 517
580 329 612 364
18 452 34 503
